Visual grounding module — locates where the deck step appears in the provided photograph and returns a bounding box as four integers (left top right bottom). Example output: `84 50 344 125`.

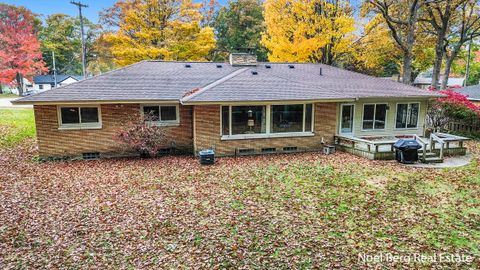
423 157 444 163
420 152 438 157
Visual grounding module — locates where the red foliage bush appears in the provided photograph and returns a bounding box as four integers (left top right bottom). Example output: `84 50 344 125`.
427 87 479 131
114 115 167 157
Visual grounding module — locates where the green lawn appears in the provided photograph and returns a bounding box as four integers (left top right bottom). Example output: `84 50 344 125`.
0 108 35 146
0 109 479 268
0 93 19 99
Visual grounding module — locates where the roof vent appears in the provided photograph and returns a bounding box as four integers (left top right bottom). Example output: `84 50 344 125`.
185 64 192 68
216 64 223 68
265 65 271 69
288 64 295 69
251 70 258 75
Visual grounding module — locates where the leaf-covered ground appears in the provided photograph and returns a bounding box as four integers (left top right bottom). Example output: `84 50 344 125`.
0 139 479 269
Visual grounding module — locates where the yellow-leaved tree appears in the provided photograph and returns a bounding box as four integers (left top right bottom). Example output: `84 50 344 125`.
101 0 216 66
261 0 355 64
351 14 402 76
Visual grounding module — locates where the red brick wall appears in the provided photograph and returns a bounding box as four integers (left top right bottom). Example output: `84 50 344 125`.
193 103 337 156
34 104 193 158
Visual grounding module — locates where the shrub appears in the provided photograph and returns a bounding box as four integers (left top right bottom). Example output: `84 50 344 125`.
114 114 167 157
427 88 480 131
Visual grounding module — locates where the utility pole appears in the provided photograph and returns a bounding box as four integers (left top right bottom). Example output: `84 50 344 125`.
70 1 88 79
52 51 57 88
465 36 473 87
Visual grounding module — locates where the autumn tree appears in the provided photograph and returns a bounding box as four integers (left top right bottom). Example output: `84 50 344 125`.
261 0 355 65
441 0 480 89
421 0 469 89
0 4 46 95
350 15 402 76
364 0 428 84
87 34 117 74
451 42 480 85
212 0 266 61
39 13 101 75
100 0 216 66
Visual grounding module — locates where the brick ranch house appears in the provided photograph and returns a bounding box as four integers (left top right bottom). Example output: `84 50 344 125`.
13 54 469 162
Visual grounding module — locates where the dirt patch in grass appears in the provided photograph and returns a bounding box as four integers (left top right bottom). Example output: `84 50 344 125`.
0 140 479 269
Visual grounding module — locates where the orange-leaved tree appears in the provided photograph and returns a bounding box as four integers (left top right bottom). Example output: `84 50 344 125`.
0 4 47 95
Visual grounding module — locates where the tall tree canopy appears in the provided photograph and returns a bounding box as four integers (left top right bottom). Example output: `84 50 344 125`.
350 15 402 76
101 0 216 66
440 0 480 89
212 0 266 61
364 0 427 84
39 13 101 75
262 0 355 65
421 0 469 89
0 3 46 94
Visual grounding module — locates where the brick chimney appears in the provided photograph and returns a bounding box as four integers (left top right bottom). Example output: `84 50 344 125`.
229 53 257 66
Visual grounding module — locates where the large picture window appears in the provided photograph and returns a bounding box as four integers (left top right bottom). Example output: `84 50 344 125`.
58 106 101 129
396 103 419 129
142 105 179 125
228 106 267 135
271 104 304 133
221 104 313 137
362 104 387 130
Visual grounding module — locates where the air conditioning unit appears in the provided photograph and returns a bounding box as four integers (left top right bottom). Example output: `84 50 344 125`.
199 149 215 165
323 145 335 155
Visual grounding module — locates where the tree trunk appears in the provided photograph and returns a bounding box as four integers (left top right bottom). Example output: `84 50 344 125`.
15 72 23 96
431 34 445 89
442 50 458 89
401 2 419 85
0 84 3 94
402 52 413 84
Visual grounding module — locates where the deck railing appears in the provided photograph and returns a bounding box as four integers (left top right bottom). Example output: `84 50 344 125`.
335 133 469 160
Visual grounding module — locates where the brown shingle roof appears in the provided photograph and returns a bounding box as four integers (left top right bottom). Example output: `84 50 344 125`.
13 61 441 105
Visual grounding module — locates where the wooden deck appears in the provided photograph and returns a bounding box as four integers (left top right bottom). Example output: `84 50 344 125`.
334 133 469 161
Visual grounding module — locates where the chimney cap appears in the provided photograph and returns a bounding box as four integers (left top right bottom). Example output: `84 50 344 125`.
229 53 257 66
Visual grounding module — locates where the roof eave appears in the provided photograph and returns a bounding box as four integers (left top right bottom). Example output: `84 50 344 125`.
181 98 356 105
11 99 181 105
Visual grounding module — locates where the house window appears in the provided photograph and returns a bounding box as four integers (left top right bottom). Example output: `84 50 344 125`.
362 104 387 130
39 85 43 90
271 104 313 133
305 104 313 132
221 103 314 137
142 105 179 125
58 106 101 129
230 106 266 135
222 106 230 135
396 103 419 129
271 104 303 133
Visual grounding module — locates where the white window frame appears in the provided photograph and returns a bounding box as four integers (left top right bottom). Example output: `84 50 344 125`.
220 103 315 140
57 105 102 130
361 103 388 131
394 102 420 130
140 104 180 126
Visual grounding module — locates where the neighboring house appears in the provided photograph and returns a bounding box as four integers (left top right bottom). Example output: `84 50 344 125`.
33 75 80 92
413 71 465 89
1 78 33 95
13 54 468 162
456 85 480 106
